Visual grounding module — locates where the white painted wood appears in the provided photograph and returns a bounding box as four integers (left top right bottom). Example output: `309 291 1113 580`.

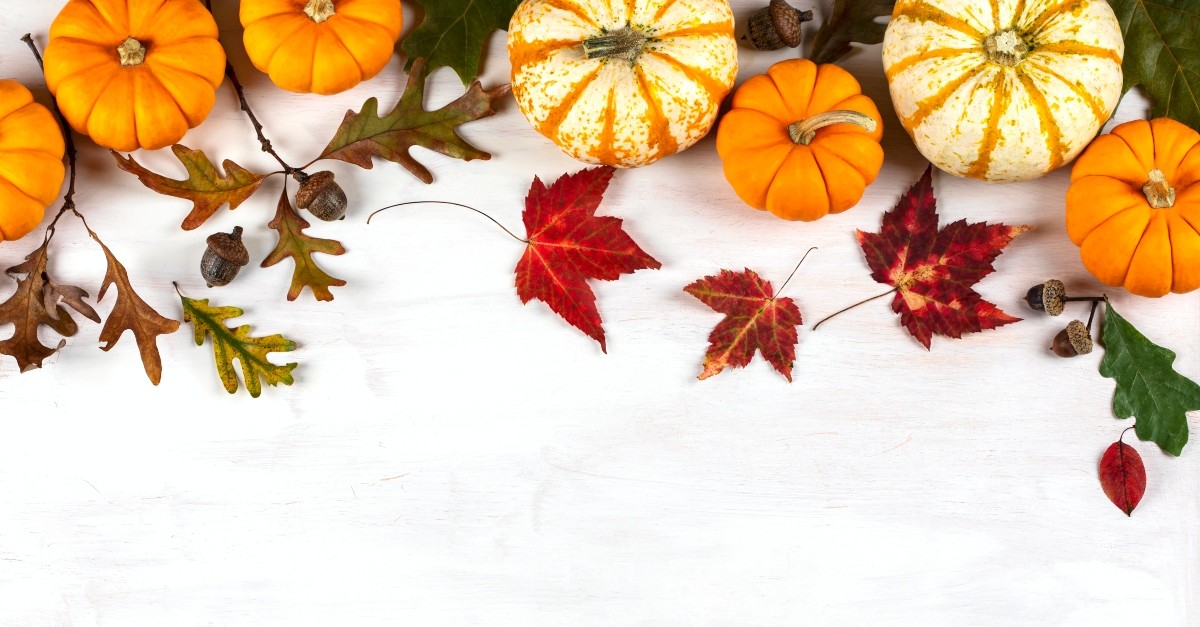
0 2 1195 625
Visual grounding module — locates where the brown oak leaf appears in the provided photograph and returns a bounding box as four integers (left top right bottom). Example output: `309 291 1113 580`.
0 240 78 371
856 166 1030 348
92 237 181 385
42 273 100 323
317 57 510 184
112 144 267 230
262 188 346 302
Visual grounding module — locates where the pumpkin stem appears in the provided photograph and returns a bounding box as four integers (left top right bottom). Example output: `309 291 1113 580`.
583 26 650 63
787 110 877 146
1143 168 1176 208
984 30 1029 66
117 37 146 67
304 0 336 23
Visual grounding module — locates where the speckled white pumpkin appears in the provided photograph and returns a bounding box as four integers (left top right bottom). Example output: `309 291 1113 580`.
882 0 1124 182
507 0 737 168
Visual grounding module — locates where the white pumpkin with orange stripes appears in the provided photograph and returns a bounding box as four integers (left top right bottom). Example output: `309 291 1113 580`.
882 0 1123 182
508 0 737 168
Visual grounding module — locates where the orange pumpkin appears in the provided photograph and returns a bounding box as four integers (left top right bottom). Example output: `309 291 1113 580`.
1067 118 1200 297
43 0 226 152
716 59 883 221
0 80 65 241
241 0 403 95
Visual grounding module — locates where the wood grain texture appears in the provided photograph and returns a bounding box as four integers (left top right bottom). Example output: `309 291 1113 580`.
0 2 1196 625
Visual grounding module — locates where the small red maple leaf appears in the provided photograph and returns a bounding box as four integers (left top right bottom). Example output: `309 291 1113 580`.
855 166 1030 348
514 167 660 351
685 268 803 381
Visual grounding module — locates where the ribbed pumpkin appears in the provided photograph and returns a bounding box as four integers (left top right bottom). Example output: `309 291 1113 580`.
882 0 1123 182
716 59 883 221
241 0 403 95
0 80 66 241
43 0 226 152
1067 118 1200 297
508 0 738 168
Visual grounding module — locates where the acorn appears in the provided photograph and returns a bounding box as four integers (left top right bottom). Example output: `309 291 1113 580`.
295 170 347 221
745 0 813 50
201 226 249 287
1051 319 1093 357
1024 279 1065 316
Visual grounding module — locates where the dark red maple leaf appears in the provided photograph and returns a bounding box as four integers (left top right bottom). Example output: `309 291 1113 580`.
685 268 802 381
1099 437 1147 516
856 166 1030 348
514 167 660 351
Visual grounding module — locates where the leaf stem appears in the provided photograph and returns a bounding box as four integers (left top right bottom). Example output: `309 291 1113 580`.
367 201 528 244
773 247 818 299
811 288 898 331
22 34 78 243
1119 425 1135 444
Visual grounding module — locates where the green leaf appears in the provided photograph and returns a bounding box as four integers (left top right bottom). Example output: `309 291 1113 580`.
318 58 509 184
111 145 267 231
401 0 523 85
1108 0 1200 131
1100 301 1200 455
179 291 298 398
810 0 894 65
262 188 346 302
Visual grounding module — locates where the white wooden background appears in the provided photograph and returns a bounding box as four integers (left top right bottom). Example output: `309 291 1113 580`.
0 1 1196 625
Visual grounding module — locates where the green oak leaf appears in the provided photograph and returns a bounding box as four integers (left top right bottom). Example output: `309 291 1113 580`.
1108 0 1200 131
179 291 298 398
401 0 523 85
1100 301 1200 456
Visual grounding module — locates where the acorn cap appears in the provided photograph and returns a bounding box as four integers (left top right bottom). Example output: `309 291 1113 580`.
769 0 807 47
205 226 249 266
1065 319 1093 355
295 171 337 209
1042 279 1065 316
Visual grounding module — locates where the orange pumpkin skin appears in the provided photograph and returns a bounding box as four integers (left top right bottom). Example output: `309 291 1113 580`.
716 59 884 221
0 80 66 241
44 0 225 152
241 0 403 95
1067 118 1200 297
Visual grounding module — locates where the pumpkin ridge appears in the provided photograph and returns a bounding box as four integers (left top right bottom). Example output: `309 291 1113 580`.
656 22 732 39
1083 204 1151 279
0 172 45 207
133 69 188 149
541 0 600 27
1021 60 1109 124
536 66 603 141
650 0 684 22
1033 40 1122 64
335 12 401 39
1023 0 1090 37
906 63 988 128
811 139 871 181
1016 71 1066 170
644 50 728 105
988 0 1003 30
895 0 986 40
592 88 619 163
510 39 578 76
767 61 816 122
75 67 123 137
321 25 367 77
884 47 976 82
634 65 679 156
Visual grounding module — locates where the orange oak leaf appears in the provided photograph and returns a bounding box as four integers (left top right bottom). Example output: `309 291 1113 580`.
318 57 510 184
514 166 660 351
92 237 180 385
856 165 1030 348
685 268 803 381
112 144 267 230
262 188 346 302
0 239 78 371
1099 437 1147 516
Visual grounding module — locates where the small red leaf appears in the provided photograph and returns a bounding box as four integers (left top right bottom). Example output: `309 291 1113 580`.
514 166 660 351
685 268 802 381
1099 440 1147 516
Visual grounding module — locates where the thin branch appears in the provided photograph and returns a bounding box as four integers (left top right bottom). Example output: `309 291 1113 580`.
22 33 78 242
223 61 295 175
367 201 528 244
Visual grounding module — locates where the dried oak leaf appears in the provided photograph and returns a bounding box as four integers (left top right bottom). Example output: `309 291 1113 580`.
262 188 346 302
515 166 660 352
856 166 1030 348
685 268 802 381
112 144 267 231
180 292 297 398
401 0 522 86
0 240 78 371
1099 438 1147 516
1109 0 1200 132
1100 302 1200 456
92 238 180 385
43 273 99 324
810 0 894 64
318 57 510 184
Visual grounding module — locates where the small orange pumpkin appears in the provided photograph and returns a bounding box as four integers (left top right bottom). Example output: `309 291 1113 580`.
0 80 66 241
241 0 403 95
716 59 883 221
43 0 226 152
1067 117 1200 297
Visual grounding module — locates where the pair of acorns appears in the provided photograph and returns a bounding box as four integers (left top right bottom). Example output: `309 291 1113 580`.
1024 279 1104 358
200 171 347 287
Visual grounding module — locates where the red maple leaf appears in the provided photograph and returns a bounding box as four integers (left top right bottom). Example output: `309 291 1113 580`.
685 268 802 381
515 167 660 351
1099 437 1147 516
856 166 1030 348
